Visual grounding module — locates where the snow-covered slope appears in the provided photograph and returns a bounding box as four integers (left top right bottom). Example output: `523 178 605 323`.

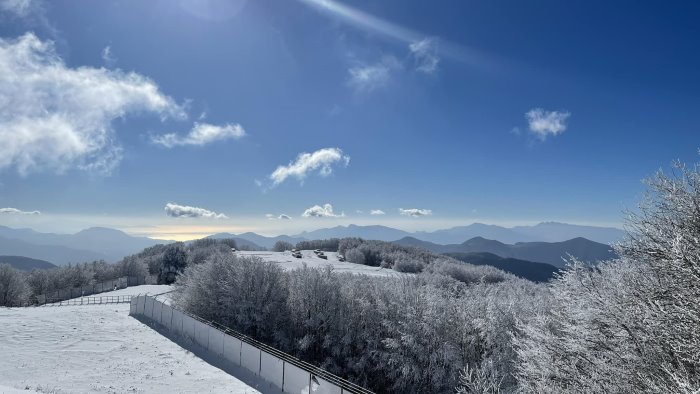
0 304 260 394
238 250 404 277
100 284 173 297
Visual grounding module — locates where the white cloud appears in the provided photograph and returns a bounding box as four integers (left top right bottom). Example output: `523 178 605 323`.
302 203 343 218
266 213 291 220
270 148 350 186
164 203 228 219
370 209 386 215
399 208 432 217
152 122 245 148
409 38 439 74
0 33 185 176
348 56 401 93
0 0 35 17
101 46 116 66
0 207 40 215
525 108 571 140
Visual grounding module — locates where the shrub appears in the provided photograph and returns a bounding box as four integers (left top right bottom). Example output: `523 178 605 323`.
273 240 293 252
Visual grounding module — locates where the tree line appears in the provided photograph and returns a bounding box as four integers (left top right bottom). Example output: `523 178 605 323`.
0 238 240 306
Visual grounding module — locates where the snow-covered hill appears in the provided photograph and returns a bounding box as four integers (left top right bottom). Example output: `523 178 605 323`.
238 250 404 277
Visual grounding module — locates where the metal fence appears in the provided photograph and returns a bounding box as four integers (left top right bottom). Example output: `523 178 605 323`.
35 275 154 305
43 295 133 306
131 295 374 394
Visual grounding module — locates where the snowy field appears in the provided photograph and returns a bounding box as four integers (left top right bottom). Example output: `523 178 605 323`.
238 250 405 277
0 299 265 393
98 284 173 297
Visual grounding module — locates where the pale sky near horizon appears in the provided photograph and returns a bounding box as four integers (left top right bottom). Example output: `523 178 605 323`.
0 0 698 240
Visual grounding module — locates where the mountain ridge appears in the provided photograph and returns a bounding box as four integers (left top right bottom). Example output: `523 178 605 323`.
393 236 616 267
0 255 57 271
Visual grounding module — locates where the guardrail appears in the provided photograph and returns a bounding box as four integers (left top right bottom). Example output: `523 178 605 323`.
44 295 133 306
130 295 374 394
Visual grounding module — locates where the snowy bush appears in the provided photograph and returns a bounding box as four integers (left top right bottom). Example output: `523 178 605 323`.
425 258 509 284
345 247 366 265
273 240 293 252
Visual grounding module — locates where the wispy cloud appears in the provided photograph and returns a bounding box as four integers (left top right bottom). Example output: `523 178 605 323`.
270 147 350 187
164 203 228 219
152 122 245 148
297 0 491 69
302 203 344 218
0 0 37 17
0 207 40 215
0 33 185 176
101 46 116 66
370 209 386 215
525 108 571 140
399 208 432 217
348 56 401 93
266 213 292 220
409 38 439 74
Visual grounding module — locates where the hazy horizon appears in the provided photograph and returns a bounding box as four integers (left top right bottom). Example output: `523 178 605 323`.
0 216 625 242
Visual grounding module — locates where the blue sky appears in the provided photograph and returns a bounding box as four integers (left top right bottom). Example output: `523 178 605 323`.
0 0 698 240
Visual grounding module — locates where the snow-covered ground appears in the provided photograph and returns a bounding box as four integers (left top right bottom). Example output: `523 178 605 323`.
0 303 264 394
0 384 41 394
97 284 173 297
238 250 405 277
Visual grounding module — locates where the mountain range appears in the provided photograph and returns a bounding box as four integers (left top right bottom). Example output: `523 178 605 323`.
394 236 616 268
445 252 559 282
0 226 164 265
0 221 623 267
206 232 305 250
289 222 623 245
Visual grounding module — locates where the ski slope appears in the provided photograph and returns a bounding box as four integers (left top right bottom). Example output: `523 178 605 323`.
238 250 405 277
0 301 262 393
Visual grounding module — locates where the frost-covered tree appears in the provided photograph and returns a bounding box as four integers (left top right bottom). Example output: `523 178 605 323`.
515 156 700 393
173 251 546 393
273 240 293 252
345 247 366 265
0 264 28 306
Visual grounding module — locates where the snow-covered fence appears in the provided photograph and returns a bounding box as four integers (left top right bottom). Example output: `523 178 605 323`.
130 295 374 394
44 295 133 306
36 276 153 305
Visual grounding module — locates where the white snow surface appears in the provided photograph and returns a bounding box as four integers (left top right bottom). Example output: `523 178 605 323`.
0 385 41 394
99 284 173 297
0 304 261 394
238 250 406 277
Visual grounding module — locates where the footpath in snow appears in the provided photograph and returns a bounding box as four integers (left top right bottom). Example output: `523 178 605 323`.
0 285 264 394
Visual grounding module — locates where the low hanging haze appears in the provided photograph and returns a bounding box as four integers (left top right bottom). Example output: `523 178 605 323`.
0 0 698 241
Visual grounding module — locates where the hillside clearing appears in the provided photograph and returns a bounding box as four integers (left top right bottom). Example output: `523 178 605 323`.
237 250 405 277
